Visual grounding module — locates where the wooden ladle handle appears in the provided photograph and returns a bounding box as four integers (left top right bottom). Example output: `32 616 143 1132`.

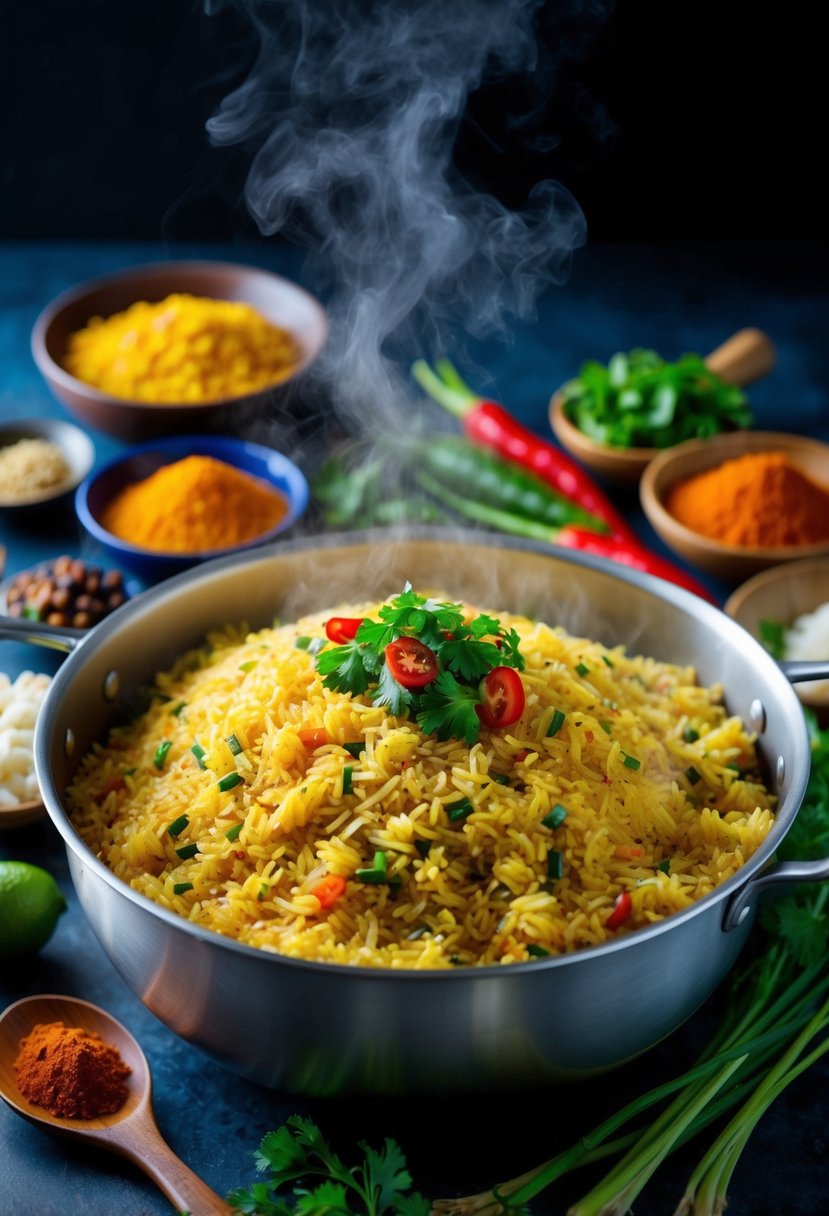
703 327 776 386
107 1112 234 1216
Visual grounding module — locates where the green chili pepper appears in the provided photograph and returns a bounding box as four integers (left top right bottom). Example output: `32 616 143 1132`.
413 436 608 533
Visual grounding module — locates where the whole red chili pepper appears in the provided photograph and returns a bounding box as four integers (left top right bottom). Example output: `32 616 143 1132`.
554 526 716 603
411 358 637 544
415 468 716 603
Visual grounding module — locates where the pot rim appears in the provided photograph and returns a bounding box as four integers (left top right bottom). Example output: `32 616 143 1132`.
34 526 811 980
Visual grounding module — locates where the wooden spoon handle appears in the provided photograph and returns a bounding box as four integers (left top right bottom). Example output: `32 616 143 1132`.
108 1117 234 1216
704 327 776 386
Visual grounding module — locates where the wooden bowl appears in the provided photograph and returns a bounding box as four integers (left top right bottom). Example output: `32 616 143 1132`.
549 328 776 488
31 260 328 442
0 797 46 831
639 431 829 583
724 557 829 721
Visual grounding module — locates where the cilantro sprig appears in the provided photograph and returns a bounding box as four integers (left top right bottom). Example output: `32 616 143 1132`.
226 1116 429 1216
315 585 524 745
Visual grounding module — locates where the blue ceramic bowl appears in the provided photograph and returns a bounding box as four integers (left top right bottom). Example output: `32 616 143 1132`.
76 435 309 584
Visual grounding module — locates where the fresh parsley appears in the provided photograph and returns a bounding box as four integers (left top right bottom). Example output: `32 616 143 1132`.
314 586 524 746
226 1116 430 1216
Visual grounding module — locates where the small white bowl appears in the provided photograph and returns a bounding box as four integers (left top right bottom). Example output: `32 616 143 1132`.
0 418 95 512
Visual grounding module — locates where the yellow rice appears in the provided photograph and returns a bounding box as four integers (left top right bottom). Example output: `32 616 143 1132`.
65 598 776 969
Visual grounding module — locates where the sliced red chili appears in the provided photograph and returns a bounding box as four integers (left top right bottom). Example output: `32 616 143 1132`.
325 616 363 643
311 874 347 909
384 637 439 688
477 666 525 729
606 890 633 930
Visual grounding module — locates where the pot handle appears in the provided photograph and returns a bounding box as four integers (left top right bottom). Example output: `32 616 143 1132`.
0 616 86 653
723 857 829 932
779 659 829 683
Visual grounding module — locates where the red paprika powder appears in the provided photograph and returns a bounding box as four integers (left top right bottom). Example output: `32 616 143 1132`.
14 1020 131 1119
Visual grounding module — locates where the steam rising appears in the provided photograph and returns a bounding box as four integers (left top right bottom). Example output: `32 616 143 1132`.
206 0 587 431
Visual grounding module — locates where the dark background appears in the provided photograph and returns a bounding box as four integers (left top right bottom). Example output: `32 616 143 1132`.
1 0 823 245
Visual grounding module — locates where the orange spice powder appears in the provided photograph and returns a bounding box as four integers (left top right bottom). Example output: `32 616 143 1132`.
14 1021 131 1119
665 450 829 548
101 454 289 553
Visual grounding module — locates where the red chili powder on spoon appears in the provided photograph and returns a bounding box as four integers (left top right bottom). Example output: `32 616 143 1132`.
14 1020 131 1119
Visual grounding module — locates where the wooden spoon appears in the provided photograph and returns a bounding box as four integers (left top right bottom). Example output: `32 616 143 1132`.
0 994 233 1216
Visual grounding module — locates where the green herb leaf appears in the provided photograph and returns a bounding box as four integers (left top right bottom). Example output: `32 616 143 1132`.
416 671 481 746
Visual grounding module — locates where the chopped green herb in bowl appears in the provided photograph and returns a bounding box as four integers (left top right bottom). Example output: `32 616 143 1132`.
558 347 754 452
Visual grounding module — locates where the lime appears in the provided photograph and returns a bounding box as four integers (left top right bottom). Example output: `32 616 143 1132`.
0 861 67 959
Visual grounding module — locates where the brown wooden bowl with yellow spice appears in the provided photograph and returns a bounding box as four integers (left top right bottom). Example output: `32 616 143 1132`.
75 434 309 584
31 261 328 442
639 430 829 583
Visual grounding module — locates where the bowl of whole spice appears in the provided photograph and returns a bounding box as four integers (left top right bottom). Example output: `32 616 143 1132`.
31 260 329 441
75 434 310 584
639 430 829 582
0 418 94 513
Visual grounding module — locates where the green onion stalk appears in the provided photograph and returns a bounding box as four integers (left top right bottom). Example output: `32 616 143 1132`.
429 712 829 1216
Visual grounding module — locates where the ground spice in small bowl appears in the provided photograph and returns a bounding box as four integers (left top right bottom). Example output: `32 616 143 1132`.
62 293 301 405
100 453 289 553
0 438 71 503
665 450 829 548
14 1020 131 1119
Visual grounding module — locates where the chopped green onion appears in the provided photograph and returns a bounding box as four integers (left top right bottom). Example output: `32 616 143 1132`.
414 840 431 858
153 739 173 769
575 662 589 677
602 654 614 668
175 843 199 860
258 882 269 901
355 850 389 883
226 733 243 755
447 796 474 822
342 765 353 795
547 849 564 879
225 823 243 841
657 858 671 874
342 741 366 757
173 882 193 895
167 814 189 837
683 727 700 743
217 771 243 792
491 772 511 785
526 943 550 957
190 742 207 769
622 752 641 770
546 709 566 737
295 636 313 649
239 660 257 672
22 605 41 621
170 701 186 717
542 804 568 830
123 767 137 777
686 765 702 785
599 719 613 734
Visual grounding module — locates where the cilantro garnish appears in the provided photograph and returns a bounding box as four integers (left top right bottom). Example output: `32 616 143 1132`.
313 585 525 746
226 1115 430 1215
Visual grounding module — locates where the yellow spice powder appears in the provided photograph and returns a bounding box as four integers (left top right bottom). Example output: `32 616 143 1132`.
101 455 288 552
62 293 301 404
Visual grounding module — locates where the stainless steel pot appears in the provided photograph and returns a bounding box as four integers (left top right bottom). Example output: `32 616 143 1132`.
4 530 829 1097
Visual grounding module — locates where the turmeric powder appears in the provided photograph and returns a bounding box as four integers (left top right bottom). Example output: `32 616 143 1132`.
14 1021 131 1119
62 293 300 404
101 454 289 553
666 450 829 548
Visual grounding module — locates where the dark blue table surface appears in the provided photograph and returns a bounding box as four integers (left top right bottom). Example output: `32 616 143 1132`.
2 240 828 1216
